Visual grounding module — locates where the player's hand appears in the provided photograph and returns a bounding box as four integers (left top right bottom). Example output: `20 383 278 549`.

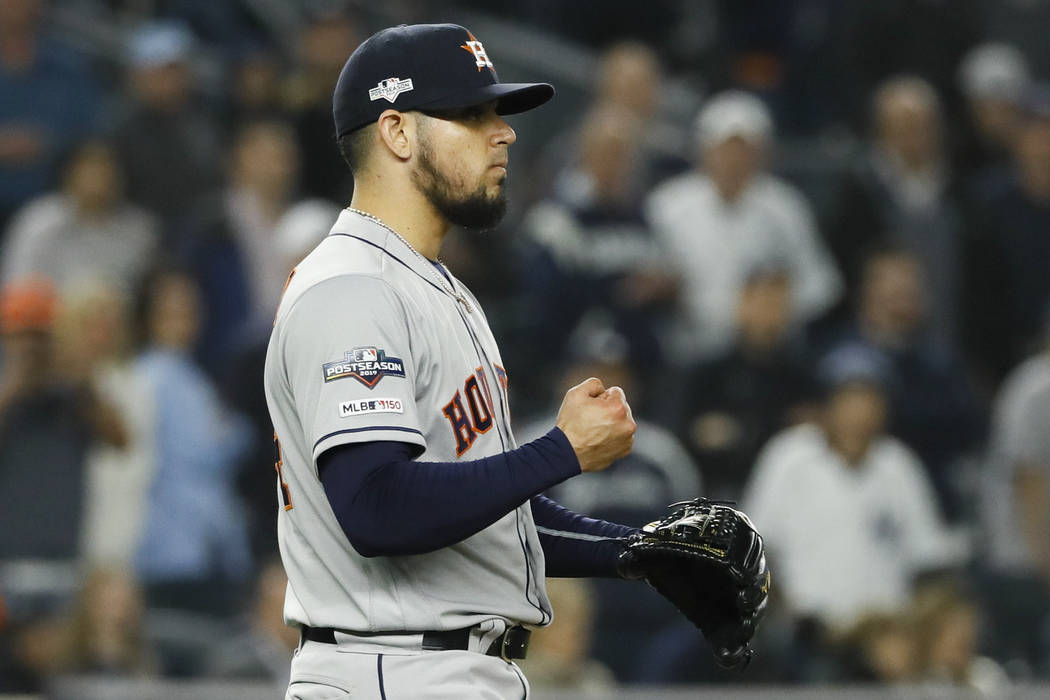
555 377 636 473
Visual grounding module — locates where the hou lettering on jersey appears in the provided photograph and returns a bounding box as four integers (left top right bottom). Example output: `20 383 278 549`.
323 347 406 388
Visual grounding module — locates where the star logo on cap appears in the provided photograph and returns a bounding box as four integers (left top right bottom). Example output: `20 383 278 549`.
368 77 415 103
460 32 494 72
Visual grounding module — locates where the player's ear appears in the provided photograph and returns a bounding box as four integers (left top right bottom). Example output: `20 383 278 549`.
376 109 413 161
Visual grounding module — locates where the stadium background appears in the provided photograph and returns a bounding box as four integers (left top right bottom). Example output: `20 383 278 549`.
1 0 1050 697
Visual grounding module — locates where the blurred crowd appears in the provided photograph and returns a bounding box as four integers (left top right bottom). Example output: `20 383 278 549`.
2 0 1050 696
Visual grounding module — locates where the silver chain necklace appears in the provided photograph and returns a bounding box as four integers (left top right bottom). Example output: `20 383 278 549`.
347 207 473 313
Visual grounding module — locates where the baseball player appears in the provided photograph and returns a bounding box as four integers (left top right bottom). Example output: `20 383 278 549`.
265 24 640 699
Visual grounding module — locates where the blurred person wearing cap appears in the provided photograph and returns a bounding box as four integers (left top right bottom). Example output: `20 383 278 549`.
645 90 842 366
0 0 103 232
963 82 1050 387
821 242 983 521
955 43 1031 182
824 75 968 345
0 278 126 565
0 138 158 294
742 343 967 636
262 23 658 699
111 20 221 234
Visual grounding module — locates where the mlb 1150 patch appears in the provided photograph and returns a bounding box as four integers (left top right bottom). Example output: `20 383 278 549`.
339 397 404 417
323 347 406 388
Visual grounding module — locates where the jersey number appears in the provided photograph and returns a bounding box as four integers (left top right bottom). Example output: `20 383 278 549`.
442 368 495 456
274 432 293 511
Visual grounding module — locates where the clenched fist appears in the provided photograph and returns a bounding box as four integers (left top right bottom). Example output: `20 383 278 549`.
555 377 636 473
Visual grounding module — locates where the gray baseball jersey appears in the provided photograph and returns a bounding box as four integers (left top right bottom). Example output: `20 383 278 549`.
264 209 553 634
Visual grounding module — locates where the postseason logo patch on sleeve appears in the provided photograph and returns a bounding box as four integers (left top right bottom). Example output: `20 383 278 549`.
323 346 406 388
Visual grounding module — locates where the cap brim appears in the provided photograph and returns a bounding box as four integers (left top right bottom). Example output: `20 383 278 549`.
417 82 554 115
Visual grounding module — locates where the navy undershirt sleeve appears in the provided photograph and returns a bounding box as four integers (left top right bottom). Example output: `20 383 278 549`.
531 494 639 578
318 428 581 557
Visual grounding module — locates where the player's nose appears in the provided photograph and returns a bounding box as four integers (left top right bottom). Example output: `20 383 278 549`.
492 117 516 147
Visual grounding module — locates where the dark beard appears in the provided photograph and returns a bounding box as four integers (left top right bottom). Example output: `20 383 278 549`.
413 140 507 231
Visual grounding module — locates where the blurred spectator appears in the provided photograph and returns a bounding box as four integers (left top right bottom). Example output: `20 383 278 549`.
674 265 817 501
823 76 966 342
223 41 289 133
979 329 1050 672
964 84 1050 385
1 139 159 292
5 567 154 691
0 278 126 562
596 41 663 121
221 198 338 561
955 43 1032 182
159 0 268 48
533 42 689 205
205 557 296 685
519 326 702 527
183 119 305 373
708 0 848 136
521 578 616 692
743 344 968 634
286 9 360 204
0 0 103 231
111 21 222 234
984 0 1050 80
517 326 701 680
53 566 156 677
826 244 983 519
132 266 253 617
526 0 680 52
839 0 981 132
913 583 1009 695
516 104 677 397
840 612 920 683
646 90 842 365
56 281 156 567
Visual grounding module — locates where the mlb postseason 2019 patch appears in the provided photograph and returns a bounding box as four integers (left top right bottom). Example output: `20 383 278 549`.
338 397 404 418
323 347 406 388
369 77 414 103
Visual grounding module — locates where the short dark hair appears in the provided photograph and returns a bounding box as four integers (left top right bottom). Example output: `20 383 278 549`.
337 125 374 174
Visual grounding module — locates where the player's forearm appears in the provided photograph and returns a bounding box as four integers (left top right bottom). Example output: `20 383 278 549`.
531 494 637 578
319 428 581 557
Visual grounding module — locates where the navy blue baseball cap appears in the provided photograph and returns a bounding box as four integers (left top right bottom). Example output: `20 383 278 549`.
333 23 555 138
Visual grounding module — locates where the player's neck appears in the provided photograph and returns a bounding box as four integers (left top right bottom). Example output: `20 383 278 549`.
350 186 448 260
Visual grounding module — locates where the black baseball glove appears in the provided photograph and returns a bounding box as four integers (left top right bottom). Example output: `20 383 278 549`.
618 498 770 670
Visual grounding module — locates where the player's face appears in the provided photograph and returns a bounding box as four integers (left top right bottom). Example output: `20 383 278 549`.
412 101 516 230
